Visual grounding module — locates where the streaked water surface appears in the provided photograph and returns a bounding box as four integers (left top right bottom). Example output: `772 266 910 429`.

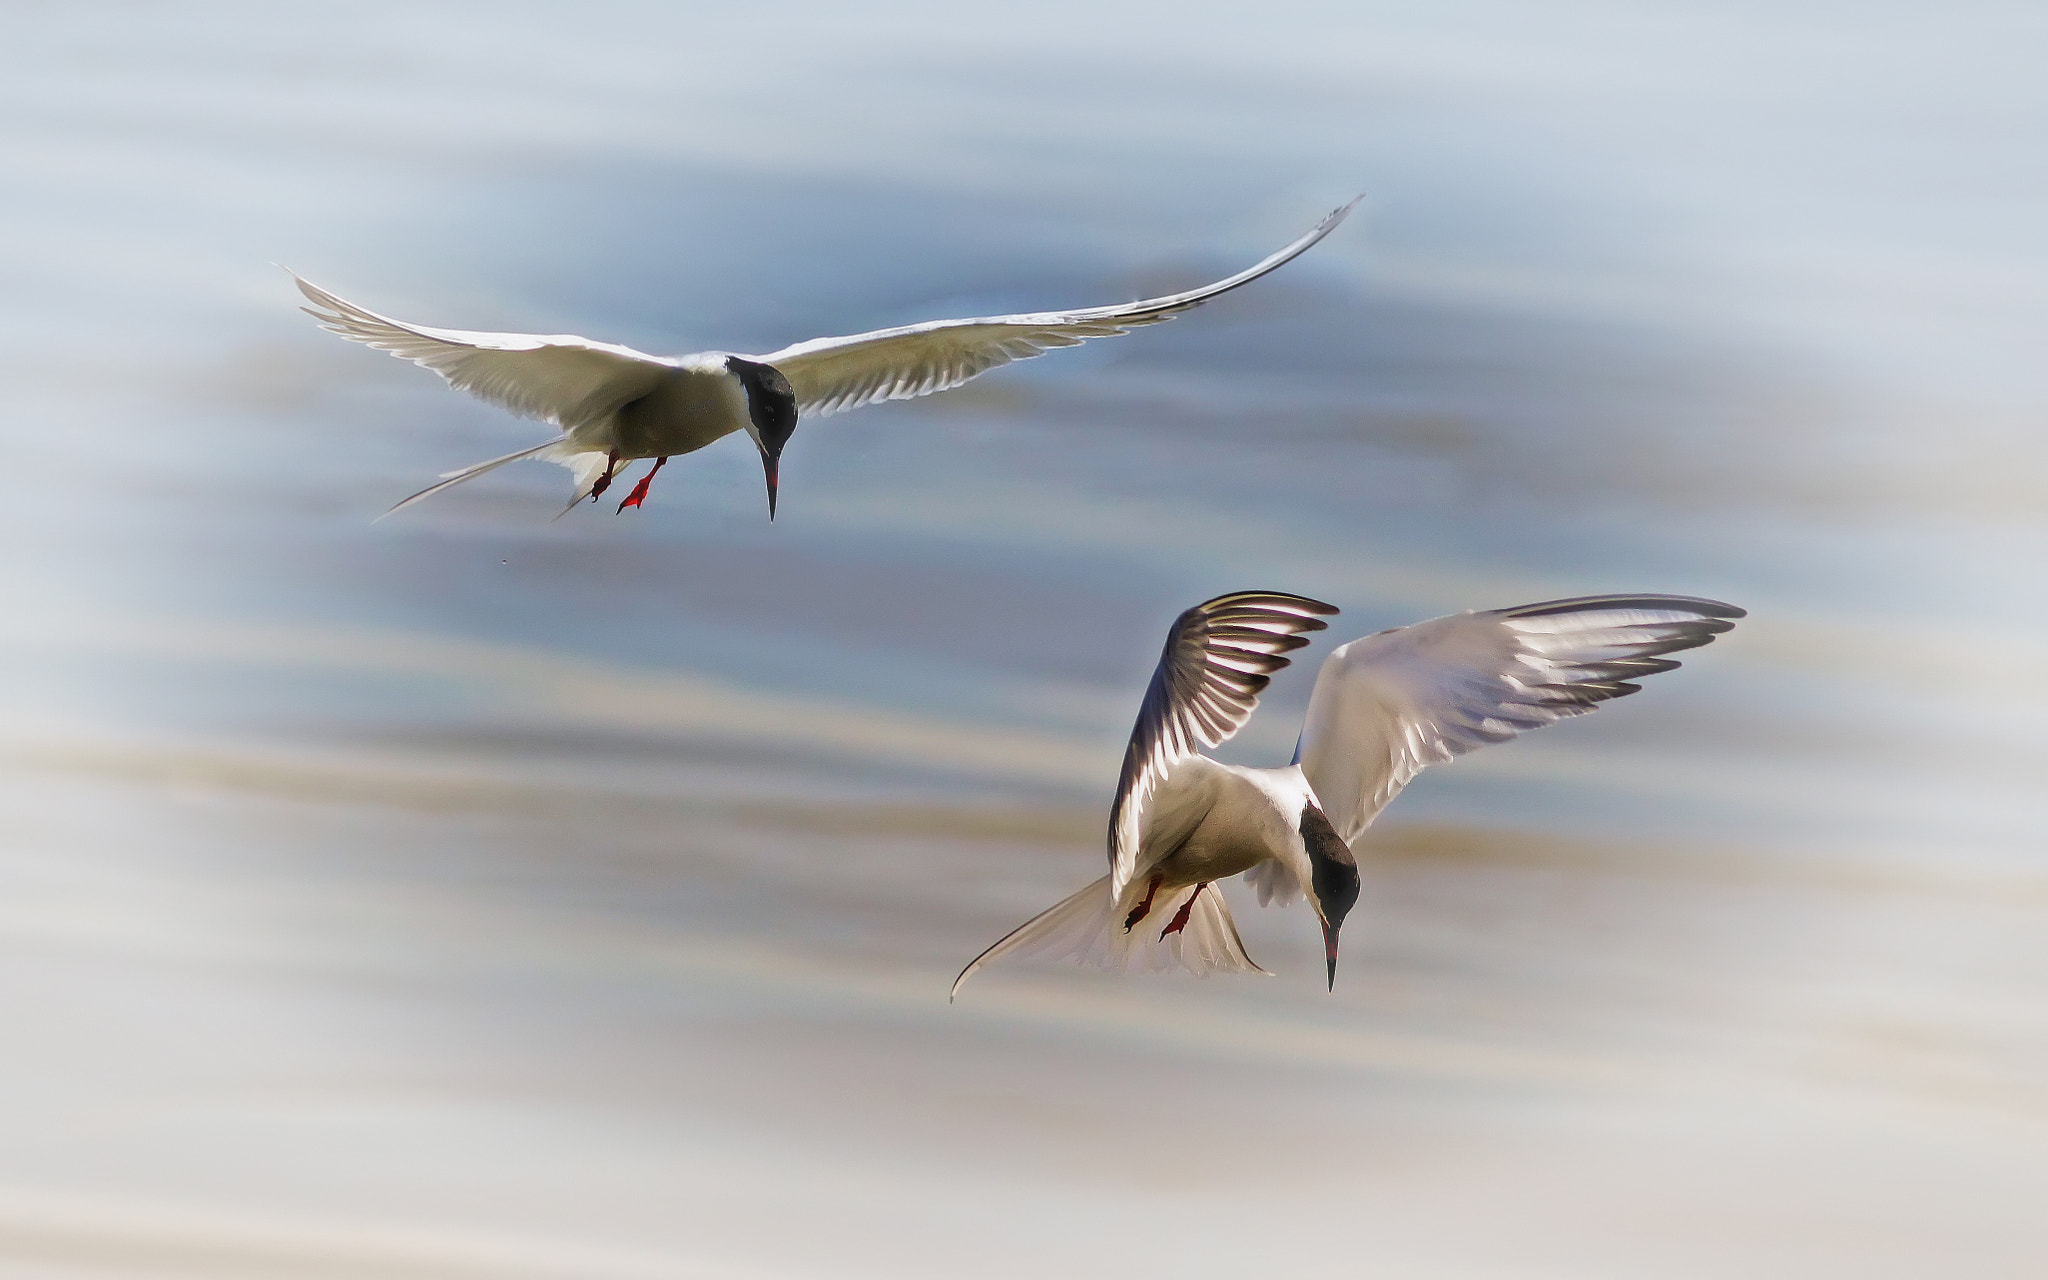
1 3 2045 1276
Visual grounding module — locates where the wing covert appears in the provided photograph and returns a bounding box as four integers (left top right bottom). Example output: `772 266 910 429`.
756 196 1362 419
295 274 669 431
1296 594 1744 846
1108 591 1339 895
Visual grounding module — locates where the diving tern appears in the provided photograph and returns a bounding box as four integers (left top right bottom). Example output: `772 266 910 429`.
952 591 1743 998
295 197 1361 519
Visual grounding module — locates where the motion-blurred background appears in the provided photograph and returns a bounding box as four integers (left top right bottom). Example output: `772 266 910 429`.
2 3 2044 1276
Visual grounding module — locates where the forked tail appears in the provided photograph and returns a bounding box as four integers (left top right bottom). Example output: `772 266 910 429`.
378 440 559 519
951 874 1267 1000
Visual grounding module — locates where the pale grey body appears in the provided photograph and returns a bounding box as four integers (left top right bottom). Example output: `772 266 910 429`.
603 354 752 460
294 196 1364 517
952 592 1745 997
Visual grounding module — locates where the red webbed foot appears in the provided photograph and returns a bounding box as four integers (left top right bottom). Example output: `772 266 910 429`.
617 456 669 512
1123 874 1165 933
1159 883 1207 939
589 449 622 502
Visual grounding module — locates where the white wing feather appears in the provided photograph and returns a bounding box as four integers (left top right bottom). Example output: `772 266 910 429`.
1297 595 1744 846
293 274 670 431
754 197 1362 418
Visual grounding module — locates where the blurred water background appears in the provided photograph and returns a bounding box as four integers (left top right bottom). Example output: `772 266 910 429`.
1 2 2045 1276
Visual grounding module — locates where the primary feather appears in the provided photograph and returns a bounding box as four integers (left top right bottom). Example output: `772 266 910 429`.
1296 594 1745 845
760 196 1362 418
1107 592 1338 896
295 276 669 430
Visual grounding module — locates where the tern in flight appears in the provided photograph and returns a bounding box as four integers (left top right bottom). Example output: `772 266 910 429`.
951 591 1743 998
295 197 1361 519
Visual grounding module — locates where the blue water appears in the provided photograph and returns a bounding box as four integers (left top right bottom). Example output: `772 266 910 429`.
1 6 2045 1273
10 1 2042 862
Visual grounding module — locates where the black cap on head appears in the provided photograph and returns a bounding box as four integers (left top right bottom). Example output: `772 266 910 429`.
726 357 799 519
1299 801 1359 991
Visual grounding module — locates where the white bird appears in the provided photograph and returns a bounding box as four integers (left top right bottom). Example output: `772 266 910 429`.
294 198 1362 520
951 591 1744 998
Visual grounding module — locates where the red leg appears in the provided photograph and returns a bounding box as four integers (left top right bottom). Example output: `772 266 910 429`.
618 455 669 512
1122 874 1164 933
589 450 621 501
1160 883 1207 939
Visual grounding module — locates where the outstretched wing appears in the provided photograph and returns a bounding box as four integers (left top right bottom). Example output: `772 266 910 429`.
1297 594 1744 846
294 274 670 432
1108 592 1339 896
754 197 1362 418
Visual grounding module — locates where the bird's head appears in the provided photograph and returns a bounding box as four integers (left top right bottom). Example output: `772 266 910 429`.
1299 800 1359 991
726 357 799 520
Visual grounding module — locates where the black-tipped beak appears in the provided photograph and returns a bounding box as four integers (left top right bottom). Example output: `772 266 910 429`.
1321 918 1342 991
758 448 780 521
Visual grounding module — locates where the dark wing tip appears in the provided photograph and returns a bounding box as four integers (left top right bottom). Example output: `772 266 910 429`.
1579 656 1684 680
1193 590 1340 617
1495 593 1746 621
1638 626 1732 656
1326 193 1368 225
1202 627 1317 654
